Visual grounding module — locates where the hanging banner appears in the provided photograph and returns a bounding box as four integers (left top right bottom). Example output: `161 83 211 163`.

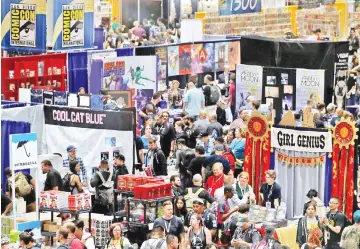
168 46 179 76
219 0 262 16
155 47 167 91
235 64 263 112
1 0 46 52
276 151 326 167
102 56 157 91
215 42 229 71
10 133 38 169
333 43 349 108
271 127 332 153
228 41 241 71
51 0 94 50
295 69 325 111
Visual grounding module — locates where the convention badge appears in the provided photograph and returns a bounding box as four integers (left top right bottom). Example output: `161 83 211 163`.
266 202 271 209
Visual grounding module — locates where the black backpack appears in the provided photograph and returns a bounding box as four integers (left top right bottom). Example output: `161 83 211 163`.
62 173 75 194
181 148 196 169
207 85 220 105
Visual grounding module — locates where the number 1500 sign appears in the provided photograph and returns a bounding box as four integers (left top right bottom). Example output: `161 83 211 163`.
220 0 261 15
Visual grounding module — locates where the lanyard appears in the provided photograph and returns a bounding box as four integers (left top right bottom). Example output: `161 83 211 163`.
267 183 274 200
163 217 172 234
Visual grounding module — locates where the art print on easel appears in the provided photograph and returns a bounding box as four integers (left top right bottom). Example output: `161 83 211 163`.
62 4 85 47
10 4 36 47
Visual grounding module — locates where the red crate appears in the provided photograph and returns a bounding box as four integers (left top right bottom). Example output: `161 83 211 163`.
117 175 128 190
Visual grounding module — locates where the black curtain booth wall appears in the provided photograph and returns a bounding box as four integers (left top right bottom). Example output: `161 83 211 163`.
240 36 348 106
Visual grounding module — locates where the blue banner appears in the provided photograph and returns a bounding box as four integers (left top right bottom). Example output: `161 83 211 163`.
52 0 94 50
1 0 46 53
219 0 262 16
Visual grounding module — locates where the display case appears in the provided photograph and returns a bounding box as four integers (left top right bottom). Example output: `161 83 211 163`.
1 53 67 101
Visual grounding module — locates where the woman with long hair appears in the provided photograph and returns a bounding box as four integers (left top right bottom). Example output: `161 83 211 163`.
300 227 323 249
348 28 359 56
229 127 246 177
19 232 41 249
105 223 131 249
167 80 182 109
235 172 255 204
186 214 212 249
174 196 188 223
67 161 83 194
141 124 153 149
296 202 324 247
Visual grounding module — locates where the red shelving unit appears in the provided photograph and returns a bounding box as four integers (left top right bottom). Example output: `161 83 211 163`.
1 53 67 101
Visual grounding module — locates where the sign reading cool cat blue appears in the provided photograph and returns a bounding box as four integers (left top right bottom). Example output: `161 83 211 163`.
219 0 262 16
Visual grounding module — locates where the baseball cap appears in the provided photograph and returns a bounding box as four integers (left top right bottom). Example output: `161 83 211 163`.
192 198 204 205
153 224 165 231
236 214 249 227
214 144 225 151
197 132 209 138
224 185 234 193
66 145 76 152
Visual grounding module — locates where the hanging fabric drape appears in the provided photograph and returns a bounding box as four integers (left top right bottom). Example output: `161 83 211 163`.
1 120 31 191
68 51 89 93
331 118 358 219
243 112 271 202
274 149 326 217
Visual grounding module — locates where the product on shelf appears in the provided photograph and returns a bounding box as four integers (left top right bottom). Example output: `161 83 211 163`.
68 194 84 210
93 216 113 247
49 191 70 209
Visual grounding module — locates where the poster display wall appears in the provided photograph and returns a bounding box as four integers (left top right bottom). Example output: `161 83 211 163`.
43 105 135 173
49 0 94 50
1 0 46 53
235 64 263 112
295 69 325 111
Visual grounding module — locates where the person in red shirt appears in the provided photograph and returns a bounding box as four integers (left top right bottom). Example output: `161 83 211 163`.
205 162 224 197
64 222 84 249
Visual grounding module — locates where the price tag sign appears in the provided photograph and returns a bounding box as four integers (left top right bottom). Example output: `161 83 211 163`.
219 0 262 16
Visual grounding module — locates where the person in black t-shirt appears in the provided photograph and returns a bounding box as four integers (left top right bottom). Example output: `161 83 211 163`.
260 170 281 209
188 146 206 176
321 197 346 249
152 112 176 158
135 135 144 164
183 116 198 149
1 193 12 216
153 200 185 248
41 160 63 191
5 168 36 212
139 91 162 121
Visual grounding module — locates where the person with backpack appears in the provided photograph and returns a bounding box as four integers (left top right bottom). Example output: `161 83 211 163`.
152 112 176 159
176 138 195 187
105 223 131 249
64 222 84 249
63 161 84 194
184 174 215 208
186 213 212 249
90 160 113 215
203 75 220 117
296 202 325 247
321 197 348 249
207 114 223 139
188 146 206 177
214 137 236 174
74 219 95 249
146 136 167 176
113 154 129 189
184 199 217 240
5 168 36 212
230 214 261 249
140 225 167 249
56 226 70 249
340 210 360 249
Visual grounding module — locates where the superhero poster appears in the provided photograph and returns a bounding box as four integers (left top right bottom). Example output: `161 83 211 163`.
215 42 229 71
179 45 192 75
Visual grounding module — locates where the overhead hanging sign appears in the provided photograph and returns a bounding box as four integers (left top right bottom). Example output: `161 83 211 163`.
51 0 94 50
219 0 262 16
62 4 85 47
10 133 38 169
1 0 46 53
271 127 332 153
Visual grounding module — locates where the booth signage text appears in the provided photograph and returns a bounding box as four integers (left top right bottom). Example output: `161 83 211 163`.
271 127 332 152
62 4 84 47
10 3 36 47
219 0 261 16
10 133 38 169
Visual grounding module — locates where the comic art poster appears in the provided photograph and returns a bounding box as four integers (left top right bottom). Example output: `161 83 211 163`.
215 42 229 71
191 44 204 74
102 56 157 91
228 41 241 71
179 45 192 75
10 4 36 47
155 47 167 91
167 46 179 76
202 43 215 73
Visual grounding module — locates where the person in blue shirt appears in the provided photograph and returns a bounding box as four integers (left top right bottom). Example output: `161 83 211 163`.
229 128 246 160
184 81 205 120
